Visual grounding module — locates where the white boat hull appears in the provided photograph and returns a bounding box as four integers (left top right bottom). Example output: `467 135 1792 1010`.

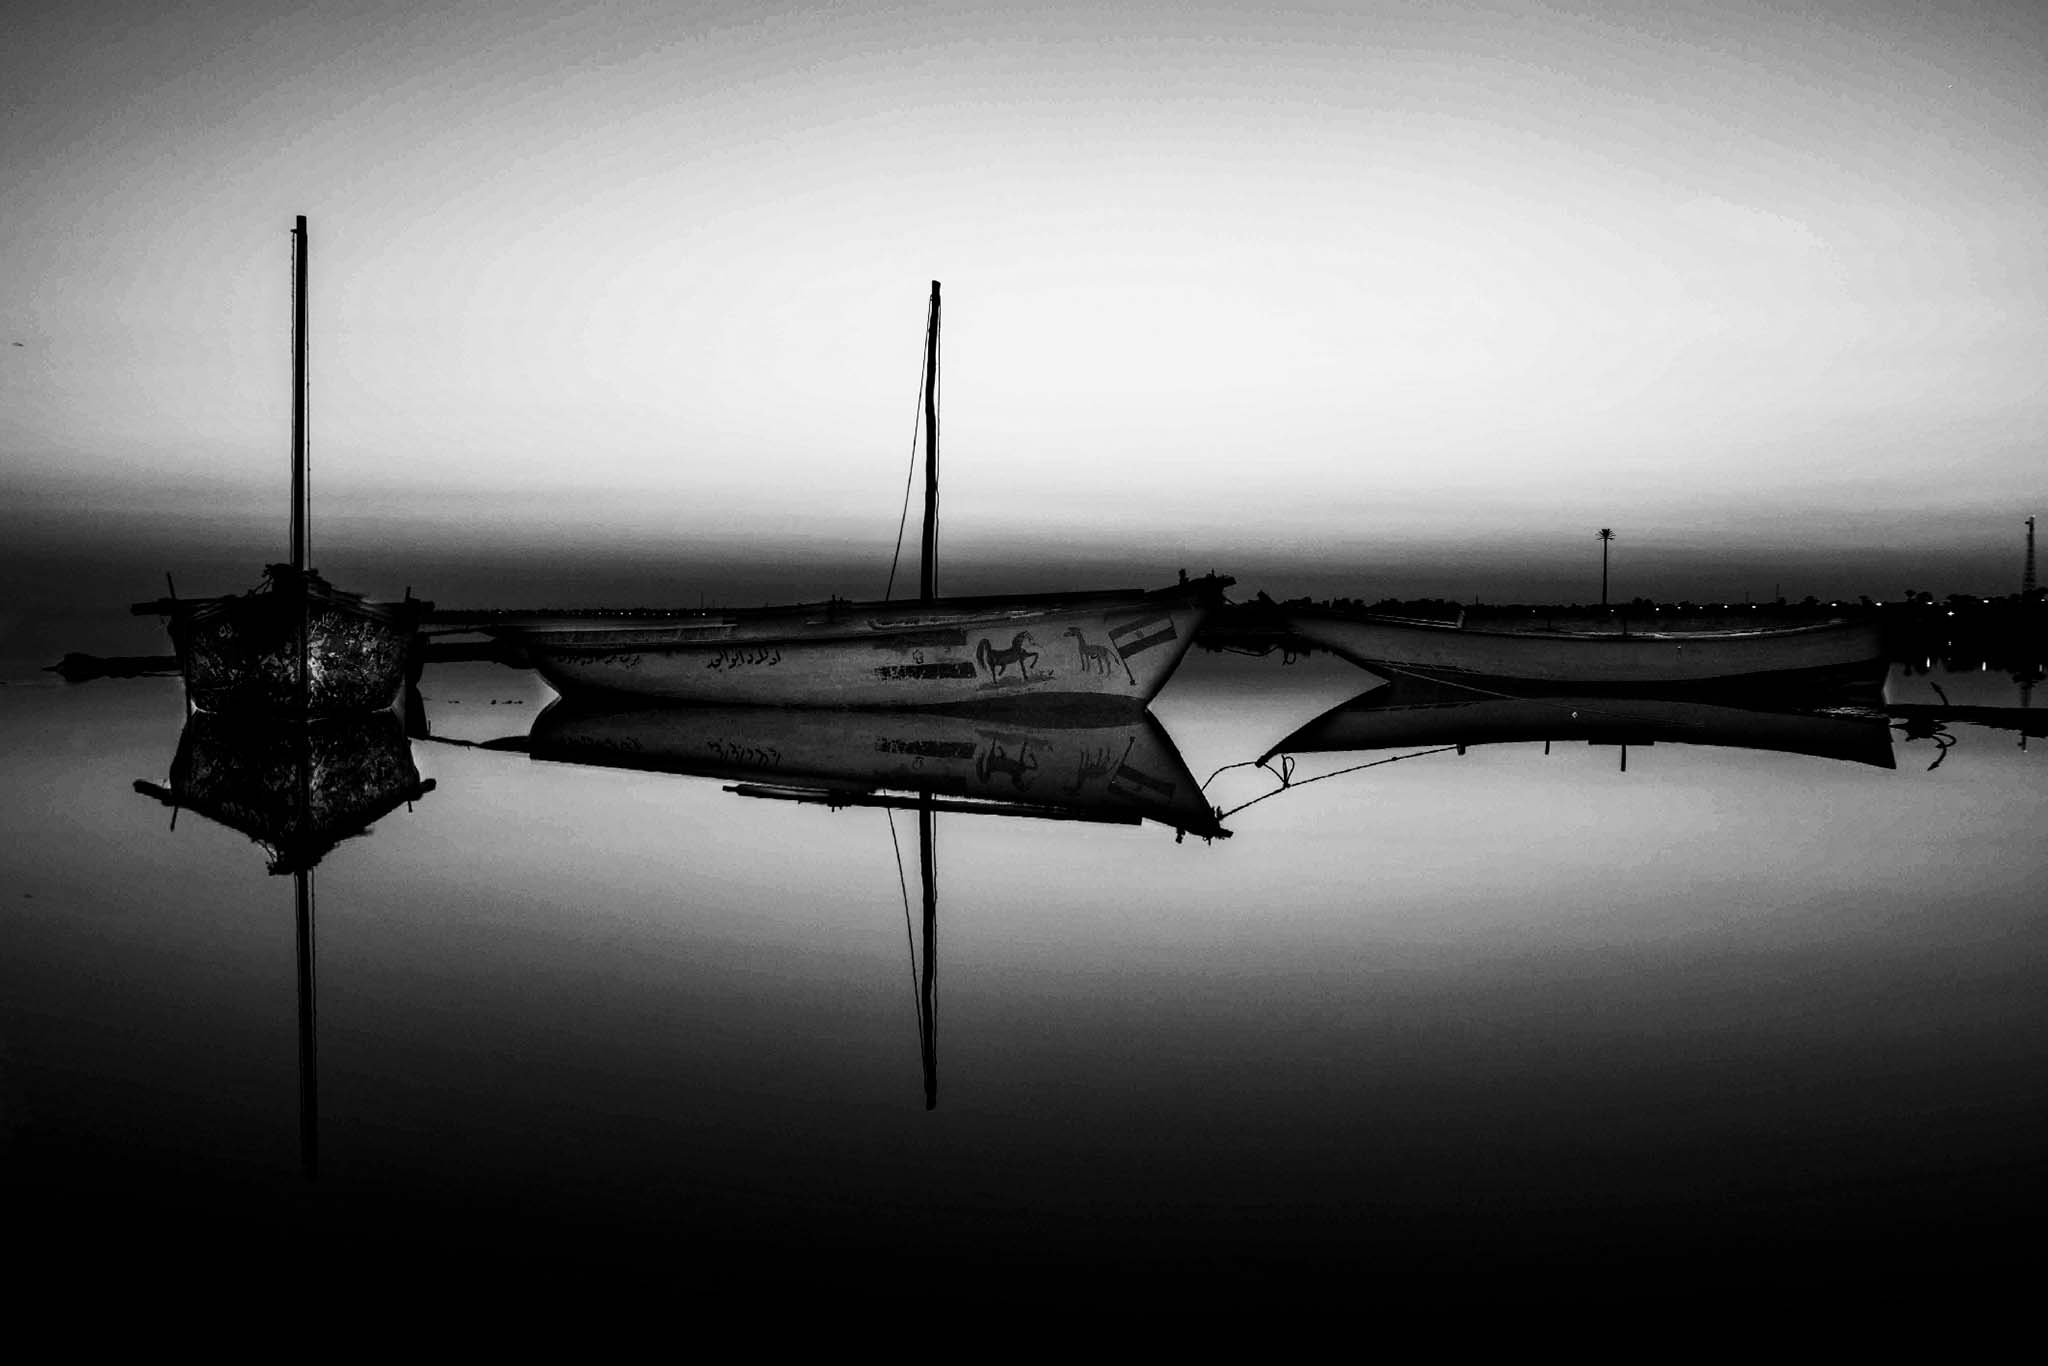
1284 610 1887 691
496 581 1223 710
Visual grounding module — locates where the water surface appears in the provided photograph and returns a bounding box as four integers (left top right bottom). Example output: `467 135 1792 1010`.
3 643 2043 1306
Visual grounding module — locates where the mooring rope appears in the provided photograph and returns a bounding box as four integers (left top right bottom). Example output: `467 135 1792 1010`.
882 295 937 602
1205 745 1465 820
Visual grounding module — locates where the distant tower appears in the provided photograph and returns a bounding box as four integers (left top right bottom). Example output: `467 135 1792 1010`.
1596 528 1615 607
2026 516 2038 597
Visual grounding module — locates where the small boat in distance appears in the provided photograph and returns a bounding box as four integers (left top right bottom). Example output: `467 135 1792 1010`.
133 216 426 715
1282 607 1886 694
451 282 1230 712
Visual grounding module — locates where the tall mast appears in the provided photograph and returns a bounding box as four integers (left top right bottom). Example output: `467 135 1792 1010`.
2025 516 2038 597
290 215 309 575
919 281 940 602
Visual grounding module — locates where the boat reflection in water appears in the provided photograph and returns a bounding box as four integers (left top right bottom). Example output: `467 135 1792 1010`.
525 700 1227 839
1887 681 2044 765
136 710 437 872
1263 677 1900 773
133 710 435 1177
516 700 1228 1107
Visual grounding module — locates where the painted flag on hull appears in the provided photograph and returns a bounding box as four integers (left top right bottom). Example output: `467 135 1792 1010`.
1108 612 1177 662
1107 761 1175 806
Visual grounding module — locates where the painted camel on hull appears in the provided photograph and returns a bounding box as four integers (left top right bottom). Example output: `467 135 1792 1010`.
1064 626 1134 684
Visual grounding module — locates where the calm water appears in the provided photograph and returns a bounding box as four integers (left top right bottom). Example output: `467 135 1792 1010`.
3 637 2043 1306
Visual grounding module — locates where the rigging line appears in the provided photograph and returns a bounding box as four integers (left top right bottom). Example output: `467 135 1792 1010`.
1359 659 1544 703
885 808 922 1021
927 313 940 594
922 805 939 1031
1214 745 1462 820
882 294 936 601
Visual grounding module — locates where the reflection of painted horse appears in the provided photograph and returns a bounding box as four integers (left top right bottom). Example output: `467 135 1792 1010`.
977 631 1039 681
975 735 1038 788
1061 742 1117 795
1064 627 1132 684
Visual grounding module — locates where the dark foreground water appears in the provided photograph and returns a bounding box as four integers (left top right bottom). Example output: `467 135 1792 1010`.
3 642 2043 1314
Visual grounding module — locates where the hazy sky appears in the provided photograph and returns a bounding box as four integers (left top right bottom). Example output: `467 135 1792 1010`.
3 0 2042 600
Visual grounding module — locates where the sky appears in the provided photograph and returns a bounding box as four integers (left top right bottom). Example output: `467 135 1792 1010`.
2 0 2043 612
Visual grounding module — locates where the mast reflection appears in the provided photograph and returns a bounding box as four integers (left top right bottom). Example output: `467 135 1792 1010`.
134 710 435 1177
519 701 1228 1107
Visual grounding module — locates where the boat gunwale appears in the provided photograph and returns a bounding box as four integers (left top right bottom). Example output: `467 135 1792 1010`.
166 593 423 630
463 578 1231 642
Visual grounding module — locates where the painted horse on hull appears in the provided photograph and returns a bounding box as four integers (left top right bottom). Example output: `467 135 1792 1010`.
977 632 1039 682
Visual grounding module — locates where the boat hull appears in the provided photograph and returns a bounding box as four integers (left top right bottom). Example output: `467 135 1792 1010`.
500 581 1222 711
1284 610 1888 692
167 586 421 715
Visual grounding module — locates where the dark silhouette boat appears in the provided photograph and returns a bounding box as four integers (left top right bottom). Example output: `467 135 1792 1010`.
132 216 425 716
139 565 423 715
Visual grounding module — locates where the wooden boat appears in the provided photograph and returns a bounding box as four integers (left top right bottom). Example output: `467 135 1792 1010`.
472 578 1227 712
1265 679 1897 770
132 216 426 716
522 698 1228 839
135 565 423 714
1282 607 1887 693
456 282 1228 711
